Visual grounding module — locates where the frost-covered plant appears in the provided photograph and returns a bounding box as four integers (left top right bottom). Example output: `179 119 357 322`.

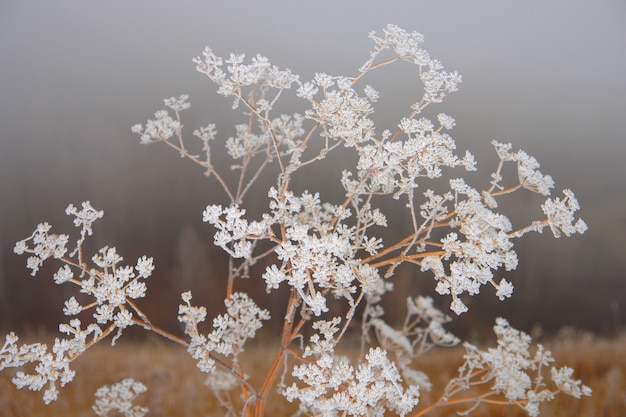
2 25 589 416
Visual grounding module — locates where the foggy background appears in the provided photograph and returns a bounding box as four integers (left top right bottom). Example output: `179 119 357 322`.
1 0 625 339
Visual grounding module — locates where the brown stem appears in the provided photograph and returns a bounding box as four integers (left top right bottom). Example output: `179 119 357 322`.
254 289 299 417
66 324 116 361
159 138 235 203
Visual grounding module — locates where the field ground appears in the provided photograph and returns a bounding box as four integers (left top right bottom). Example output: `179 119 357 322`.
1 333 625 417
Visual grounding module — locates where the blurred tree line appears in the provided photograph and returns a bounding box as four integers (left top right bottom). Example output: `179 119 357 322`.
1 114 624 341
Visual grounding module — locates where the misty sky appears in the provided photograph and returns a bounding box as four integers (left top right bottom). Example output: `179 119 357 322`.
0 1 625 333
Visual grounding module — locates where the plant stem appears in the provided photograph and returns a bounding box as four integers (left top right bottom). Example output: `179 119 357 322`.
254 289 299 417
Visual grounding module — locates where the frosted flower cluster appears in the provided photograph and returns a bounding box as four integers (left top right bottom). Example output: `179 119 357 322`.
366 24 461 103
301 73 377 147
1 320 101 404
79 247 154 332
3 24 591 417
93 378 148 417
541 189 588 238
491 141 555 196
448 318 591 416
297 26 472 202
14 204 155 334
202 204 260 259
285 319 420 417
270 223 368 315
131 109 182 144
14 222 68 276
349 118 476 200
65 201 104 253
178 291 269 373
262 187 389 314
420 178 519 314
286 347 420 417
193 49 298 110
4 202 162 403
367 296 461 392
371 296 460 360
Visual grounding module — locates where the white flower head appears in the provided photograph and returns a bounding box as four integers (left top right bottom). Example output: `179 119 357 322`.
135 256 154 279
163 94 190 111
495 278 514 301
437 113 455 129
542 190 587 238
63 296 82 316
53 265 74 284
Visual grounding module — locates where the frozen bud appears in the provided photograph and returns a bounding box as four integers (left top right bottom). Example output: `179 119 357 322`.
450 297 468 315
495 278 514 300
63 296 82 316
135 256 154 279
437 113 455 129
364 84 379 102
202 205 223 223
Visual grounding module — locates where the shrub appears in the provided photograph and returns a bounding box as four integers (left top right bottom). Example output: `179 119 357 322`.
1 25 590 417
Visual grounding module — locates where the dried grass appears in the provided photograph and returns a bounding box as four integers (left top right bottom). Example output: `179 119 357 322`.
1 334 624 417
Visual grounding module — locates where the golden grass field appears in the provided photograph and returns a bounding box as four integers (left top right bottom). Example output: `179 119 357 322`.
1 333 625 417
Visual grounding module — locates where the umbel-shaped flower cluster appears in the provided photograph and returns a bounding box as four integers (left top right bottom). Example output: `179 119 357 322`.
3 25 589 417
